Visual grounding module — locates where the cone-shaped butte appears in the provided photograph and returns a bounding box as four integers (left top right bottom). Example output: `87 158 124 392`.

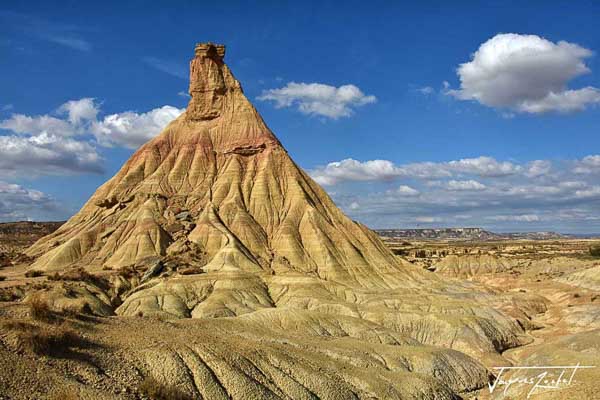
22 45 534 398
27 42 419 291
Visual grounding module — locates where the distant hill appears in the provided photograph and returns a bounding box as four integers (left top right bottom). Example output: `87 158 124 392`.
376 227 569 241
0 221 64 247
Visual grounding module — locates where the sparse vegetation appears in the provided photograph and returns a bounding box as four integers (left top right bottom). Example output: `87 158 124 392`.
25 269 43 278
0 253 11 267
139 376 191 400
29 295 55 322
47 267 107 289
589 245 600 258
415 250 427 258
5 320 80 356
178 267 204 275
48 267 92 282
391 249 408 256
0 288 19 302
118 265 138 279
0 275 6 281
48 387 79 400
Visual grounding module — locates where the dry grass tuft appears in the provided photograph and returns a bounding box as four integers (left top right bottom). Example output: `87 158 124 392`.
178 267 204 275
25 269 43 278
29 295 55 323
5 321 80 356
47 267 107 289
47 267 91 282
118 265 138 279
139 376 192 400
0 288 19 302
48 387 79 400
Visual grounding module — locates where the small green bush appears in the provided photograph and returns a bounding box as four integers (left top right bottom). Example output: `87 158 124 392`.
589 245 600 258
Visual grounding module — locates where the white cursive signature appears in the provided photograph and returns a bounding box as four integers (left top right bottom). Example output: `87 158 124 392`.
488 363 596 398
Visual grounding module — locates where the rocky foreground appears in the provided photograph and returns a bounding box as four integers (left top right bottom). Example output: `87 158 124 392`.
0 43 599 399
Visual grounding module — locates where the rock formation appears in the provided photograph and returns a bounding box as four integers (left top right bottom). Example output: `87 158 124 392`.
27 42 415 290
20 43 540 399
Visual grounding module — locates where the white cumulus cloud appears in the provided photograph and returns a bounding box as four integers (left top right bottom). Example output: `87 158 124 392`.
449 33 600 114
397 185 420 196
312 154 600 232
0 181 62 222
310 156 521 185
0 98 184 177
0 113 77 137
486 214 541 222
0 133 103 176
446 180 487 191
525 160 553 177
258 82 376 119
574 155 600 174
91 105 184 149
57 98 99 124
311 159 403 186
447 156 521 177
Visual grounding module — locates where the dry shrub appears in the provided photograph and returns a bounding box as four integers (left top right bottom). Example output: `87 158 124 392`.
0 288 19 302
48 387 79 400
47 267 91 282
590 245 600 258
178 267 203 276
25 269 43 278
0 253 11 267
29 295 55 323
118 265 138 279
28 326 79 356
0 275 6 281
5 321 79 356
13 253 34 265
47 267 107 289
139 376 191 400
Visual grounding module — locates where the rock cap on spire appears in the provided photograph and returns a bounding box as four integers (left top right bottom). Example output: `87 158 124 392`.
194 42 226 61
187 42 232 120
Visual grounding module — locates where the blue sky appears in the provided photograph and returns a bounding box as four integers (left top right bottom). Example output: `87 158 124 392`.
1 1 600 233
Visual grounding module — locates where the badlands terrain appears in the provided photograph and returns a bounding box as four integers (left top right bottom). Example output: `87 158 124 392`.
0 43 599 399
1 222 599 399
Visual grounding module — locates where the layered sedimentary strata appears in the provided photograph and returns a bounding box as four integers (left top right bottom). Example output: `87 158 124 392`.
27 43 418 292
21 43 542 399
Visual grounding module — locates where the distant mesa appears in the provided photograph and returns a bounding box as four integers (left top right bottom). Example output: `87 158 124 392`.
377 227 568 241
